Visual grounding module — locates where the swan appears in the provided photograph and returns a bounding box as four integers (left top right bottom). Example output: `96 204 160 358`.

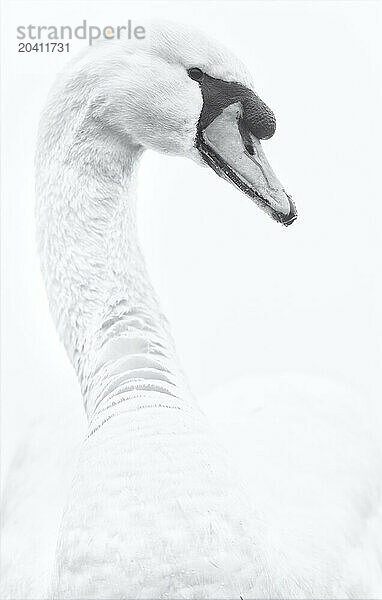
2 20 382 600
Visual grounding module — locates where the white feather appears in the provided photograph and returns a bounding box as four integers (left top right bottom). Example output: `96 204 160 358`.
2 21 382 599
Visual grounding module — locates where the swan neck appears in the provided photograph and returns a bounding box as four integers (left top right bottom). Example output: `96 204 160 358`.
36 118 192 423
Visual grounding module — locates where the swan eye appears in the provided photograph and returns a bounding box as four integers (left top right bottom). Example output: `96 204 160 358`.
188 67 204 81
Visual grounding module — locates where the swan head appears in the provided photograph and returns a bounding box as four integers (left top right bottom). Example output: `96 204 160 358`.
69 21 297 225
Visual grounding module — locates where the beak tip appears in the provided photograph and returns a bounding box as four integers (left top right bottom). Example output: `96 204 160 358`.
278 197 297 226
281 213 297 227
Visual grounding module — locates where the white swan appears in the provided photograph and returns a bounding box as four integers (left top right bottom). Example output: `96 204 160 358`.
2 21 382 600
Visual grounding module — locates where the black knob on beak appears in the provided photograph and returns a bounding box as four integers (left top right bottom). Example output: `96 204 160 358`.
243 96 276 140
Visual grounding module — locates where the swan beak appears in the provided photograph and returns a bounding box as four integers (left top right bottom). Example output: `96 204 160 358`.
196 102 297 226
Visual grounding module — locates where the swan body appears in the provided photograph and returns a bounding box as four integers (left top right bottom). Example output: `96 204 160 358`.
1 21 382 599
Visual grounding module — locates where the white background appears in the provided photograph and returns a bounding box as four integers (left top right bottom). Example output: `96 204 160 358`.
1 0 382 482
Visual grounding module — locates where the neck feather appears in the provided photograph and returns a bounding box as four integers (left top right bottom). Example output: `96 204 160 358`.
36 97 192 429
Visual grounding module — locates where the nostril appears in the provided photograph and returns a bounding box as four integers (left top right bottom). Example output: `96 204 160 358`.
238 114 255 154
